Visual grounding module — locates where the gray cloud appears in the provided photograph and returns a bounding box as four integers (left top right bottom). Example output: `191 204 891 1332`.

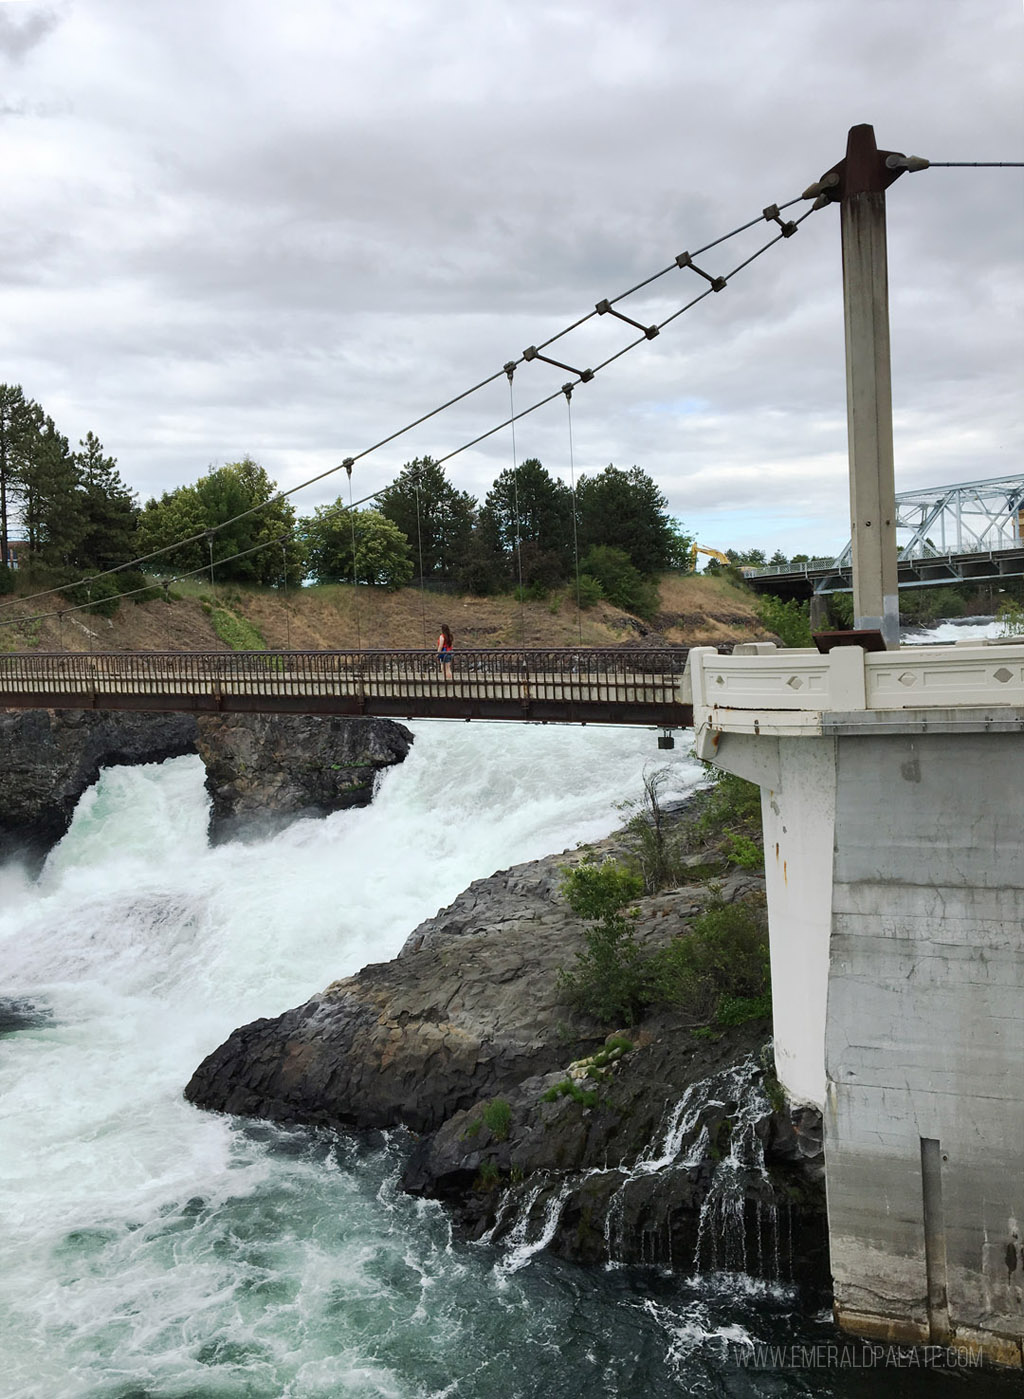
0 0 1020 560
0 5 61 63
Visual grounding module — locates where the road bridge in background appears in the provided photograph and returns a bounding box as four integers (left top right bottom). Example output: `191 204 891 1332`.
0 647 694 729
745 472 1024 599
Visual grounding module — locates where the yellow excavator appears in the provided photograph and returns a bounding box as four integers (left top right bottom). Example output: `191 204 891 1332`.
687 544 732 572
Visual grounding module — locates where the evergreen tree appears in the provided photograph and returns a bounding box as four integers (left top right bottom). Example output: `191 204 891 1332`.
377 457 475 581
480 457 574 586
20 414 85 569
577 465 677 575
0 384 38 571
75 431 138 572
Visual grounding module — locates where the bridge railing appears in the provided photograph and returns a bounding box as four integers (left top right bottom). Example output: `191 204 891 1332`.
0 646 692 721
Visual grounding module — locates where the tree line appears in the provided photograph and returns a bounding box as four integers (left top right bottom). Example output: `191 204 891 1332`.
0 383 693 618
0 385 137 596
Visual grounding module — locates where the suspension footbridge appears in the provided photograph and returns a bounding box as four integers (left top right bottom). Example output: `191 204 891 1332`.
0 646 694 727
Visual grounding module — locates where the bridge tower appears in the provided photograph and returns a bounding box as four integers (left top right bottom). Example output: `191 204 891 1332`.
689 127 1024 1366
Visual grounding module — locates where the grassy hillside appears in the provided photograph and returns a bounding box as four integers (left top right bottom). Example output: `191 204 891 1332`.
0 573 769 654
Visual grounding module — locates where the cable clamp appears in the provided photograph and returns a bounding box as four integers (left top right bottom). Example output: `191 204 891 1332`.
595 299 659 339
674 252 726 292
342 457 354 477
885 153 930 172
503 360 517 381
523 346 594 380
802 171 840 202
762 204 798 237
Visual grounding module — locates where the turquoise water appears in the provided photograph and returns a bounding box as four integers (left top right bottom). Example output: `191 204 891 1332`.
0 720 1014 1397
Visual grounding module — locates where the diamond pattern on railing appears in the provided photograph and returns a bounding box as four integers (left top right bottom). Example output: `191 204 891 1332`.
786 675 804 690
993 667 1014 684
897 672 918 687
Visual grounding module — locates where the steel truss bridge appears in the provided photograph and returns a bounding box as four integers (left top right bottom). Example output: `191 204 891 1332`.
0 646 694 728
746 473 1024 599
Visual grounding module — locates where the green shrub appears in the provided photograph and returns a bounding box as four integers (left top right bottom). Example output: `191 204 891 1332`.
756 594 812 647
579 545 658 619
0 567 14 597
721 831 763 870
898 585 968 624
716 991 773 1026
575 574 604 609
474 1160 500 1190
481 1098 512 1141
558 858 650 1025
65 573 123 618
647 899 770 1023
557 913 650 1026
695 769 762 849
541 1079 600 1108
560 858 642 921
618 766 687 893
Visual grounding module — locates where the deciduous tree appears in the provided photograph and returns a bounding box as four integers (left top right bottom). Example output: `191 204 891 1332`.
301 505 413 588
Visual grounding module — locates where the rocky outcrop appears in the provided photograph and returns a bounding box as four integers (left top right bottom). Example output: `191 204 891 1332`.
196 712 412 843
185 813 828 1280
0 708 412 862
0 709 198 861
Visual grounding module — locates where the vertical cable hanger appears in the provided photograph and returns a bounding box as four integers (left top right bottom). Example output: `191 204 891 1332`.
505 362 527 648
414 468 428 651
563 384 584 646
280 537 292 650
344 459 361 650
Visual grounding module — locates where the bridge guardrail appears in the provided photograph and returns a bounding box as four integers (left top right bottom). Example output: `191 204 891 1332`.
0 647 694 725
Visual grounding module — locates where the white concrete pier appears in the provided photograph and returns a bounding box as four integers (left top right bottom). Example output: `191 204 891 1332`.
688 638 1024 1365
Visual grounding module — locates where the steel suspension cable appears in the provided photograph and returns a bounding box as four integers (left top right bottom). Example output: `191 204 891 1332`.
437 204 822 467
1 189 814 619
1 196 823 640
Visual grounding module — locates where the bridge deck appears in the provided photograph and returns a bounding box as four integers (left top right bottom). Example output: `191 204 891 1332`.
0 647 694 727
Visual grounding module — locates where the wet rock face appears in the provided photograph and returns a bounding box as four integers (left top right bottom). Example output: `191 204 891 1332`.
196 712 412 843
0 708 412 863
184 804 829 1280
0 708 198 862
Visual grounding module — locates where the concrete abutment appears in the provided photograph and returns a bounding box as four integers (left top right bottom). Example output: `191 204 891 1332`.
689 640 1024 1366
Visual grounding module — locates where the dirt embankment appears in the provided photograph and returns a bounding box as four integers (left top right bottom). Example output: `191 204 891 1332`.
0 573 769 654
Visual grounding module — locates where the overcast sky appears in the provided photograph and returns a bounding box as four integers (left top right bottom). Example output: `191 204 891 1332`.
1 0 1021 559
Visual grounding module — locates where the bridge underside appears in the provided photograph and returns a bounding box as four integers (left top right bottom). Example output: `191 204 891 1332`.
0 688 693 727
749 545 1024 601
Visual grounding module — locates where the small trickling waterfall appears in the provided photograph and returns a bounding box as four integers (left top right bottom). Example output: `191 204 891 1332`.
690 1058 783 1278
483 1053 793 1283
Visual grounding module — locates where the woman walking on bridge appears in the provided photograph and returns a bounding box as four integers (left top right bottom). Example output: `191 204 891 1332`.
437 624 453 680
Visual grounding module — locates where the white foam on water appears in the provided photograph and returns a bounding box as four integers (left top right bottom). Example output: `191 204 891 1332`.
0 721 704 1398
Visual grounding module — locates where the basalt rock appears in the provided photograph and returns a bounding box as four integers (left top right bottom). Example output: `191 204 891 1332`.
196 712 412 843
0 708 412 864
184 808 828 1280
0 708 198 863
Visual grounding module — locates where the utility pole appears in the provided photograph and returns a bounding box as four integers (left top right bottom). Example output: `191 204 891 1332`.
811 125 906 648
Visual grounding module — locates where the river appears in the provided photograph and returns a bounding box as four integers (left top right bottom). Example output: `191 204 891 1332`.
0 622 1016 1398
